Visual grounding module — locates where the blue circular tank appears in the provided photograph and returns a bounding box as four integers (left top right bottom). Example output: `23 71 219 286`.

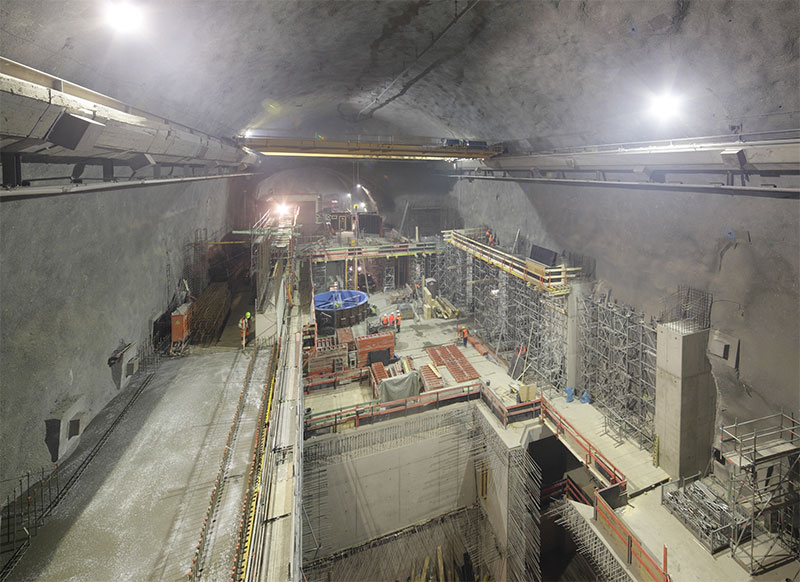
314 290 370 328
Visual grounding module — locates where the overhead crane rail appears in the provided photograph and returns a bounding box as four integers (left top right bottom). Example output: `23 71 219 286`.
236 135 503 160
443 229 580 295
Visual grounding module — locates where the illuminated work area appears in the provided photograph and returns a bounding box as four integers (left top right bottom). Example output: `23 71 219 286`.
1 2 798 581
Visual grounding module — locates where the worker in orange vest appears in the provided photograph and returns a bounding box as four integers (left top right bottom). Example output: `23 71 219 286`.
461 326 468 347
396 313 402 333
381 314 389 327
388 312 396 326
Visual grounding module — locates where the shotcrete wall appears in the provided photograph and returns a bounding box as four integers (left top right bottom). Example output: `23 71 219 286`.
0 176 248 496
451 179 800 424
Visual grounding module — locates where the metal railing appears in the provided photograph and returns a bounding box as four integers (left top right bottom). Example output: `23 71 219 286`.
541 476 593 506
443 229 580 294
594 493 670 582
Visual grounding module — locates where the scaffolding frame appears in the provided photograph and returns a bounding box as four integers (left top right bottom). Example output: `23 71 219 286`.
580 295 657 451
720 413 800 575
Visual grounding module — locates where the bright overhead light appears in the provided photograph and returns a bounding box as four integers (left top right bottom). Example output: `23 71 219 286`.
346 193 351 197
356 183 361 189
275 203 290 216
648 93 681 121
105 2 143 34
360 203 366 209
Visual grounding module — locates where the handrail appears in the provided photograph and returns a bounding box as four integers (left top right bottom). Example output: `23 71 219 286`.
443 230 579 292
595 493 669 582
539 397 627 490
541 476 592 506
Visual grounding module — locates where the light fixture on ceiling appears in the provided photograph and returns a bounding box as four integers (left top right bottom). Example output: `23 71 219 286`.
275 203 290 216
105 2 144 34
360 203 366 210
648 93 681 121
356 183 362 189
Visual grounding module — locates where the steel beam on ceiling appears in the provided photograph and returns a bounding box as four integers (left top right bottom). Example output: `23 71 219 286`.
237 136 501 160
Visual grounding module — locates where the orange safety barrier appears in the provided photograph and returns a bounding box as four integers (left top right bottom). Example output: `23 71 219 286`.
595 493 670 582
539 396 627 489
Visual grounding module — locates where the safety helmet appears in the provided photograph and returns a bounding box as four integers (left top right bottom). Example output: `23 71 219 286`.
245 312 251 318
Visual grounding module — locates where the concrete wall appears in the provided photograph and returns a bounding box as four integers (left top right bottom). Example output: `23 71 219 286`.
451 179 800 427
0 176 249 496
312 428 476 556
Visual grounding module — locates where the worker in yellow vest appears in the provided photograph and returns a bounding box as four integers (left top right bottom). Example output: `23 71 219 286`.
239 312 251 348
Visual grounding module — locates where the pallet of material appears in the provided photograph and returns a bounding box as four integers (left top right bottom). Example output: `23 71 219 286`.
189 282 232 345
355 331 395 367
425 345 480 383
369 361 389 395
336 327 356 350
419 363 445 391
307 343 348 376
467 335 489 355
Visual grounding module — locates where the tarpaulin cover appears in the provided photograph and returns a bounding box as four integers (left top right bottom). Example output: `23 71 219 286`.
379 370 420 403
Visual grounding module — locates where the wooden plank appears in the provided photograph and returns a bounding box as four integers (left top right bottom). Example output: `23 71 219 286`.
421 555 430 582
437 546 445 582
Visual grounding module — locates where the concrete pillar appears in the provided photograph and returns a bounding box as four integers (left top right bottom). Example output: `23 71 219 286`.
655 325 716 479
566 282 585 390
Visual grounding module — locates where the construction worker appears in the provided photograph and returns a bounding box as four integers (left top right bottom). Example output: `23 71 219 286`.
461 326 468 347
239 312 252 348
381 314 389 327
388 312 396 327
396 312 402 333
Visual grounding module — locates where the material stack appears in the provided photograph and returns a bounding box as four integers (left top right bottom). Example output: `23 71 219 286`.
426 345 480 382
355 331 395 367
419 363 445 391
306 341 348 376
369 362 389 394
336 327 356 351
189 282 231 344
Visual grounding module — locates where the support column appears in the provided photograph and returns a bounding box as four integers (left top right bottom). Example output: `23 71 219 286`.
654 324 716 479
566 282 585 390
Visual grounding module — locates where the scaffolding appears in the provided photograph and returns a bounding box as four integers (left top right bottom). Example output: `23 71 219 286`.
720 413 800 574
551 500 633 582
580 295 657 451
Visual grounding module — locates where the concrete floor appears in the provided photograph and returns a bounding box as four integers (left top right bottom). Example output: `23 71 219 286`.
11 349 261 581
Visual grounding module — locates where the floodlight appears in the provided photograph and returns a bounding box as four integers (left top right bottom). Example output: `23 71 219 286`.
649 93 681 121
275 203 290 216
105 2 143 34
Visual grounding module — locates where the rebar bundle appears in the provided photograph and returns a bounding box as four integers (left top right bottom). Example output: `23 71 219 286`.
659 285 712 333
580 295 657 451
190 282 232 344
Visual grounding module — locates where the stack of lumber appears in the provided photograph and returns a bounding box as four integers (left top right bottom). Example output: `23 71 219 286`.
189 282 231 345
355 331 395 367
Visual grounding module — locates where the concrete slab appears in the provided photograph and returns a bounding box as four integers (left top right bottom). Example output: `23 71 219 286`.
621 487 752 582
10 350 259 582
545 393 670 493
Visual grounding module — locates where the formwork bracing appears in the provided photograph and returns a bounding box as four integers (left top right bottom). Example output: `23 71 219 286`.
551 500 633 582
580 294 657 451
302 404 542 582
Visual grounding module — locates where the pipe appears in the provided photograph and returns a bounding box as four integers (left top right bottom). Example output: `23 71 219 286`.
448 174 800 199
0 172 259 201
